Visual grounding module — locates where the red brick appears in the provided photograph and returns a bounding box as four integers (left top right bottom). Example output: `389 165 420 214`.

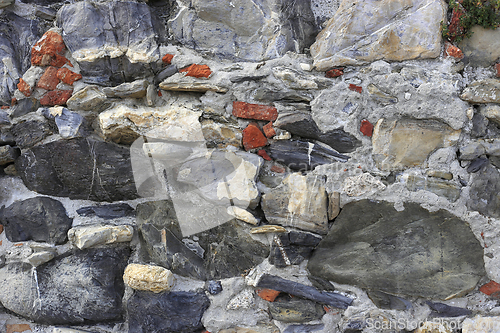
57 68 82 85
242 123 267 151
448 7 466 42
40 90 72 106
263 121 276 138
6 324 31 333
480 280 500 297
495 63 500 78
179 64 212 78
37 66 60 90
232 101 278 121
31 31 69 67
325 68 343 78
257 149 272 161
17 78 32 97
162 54 174 65
1 106 8 109
158 90 162 97
349 84 362 93
444 42 464 60
256 288 280 302
271 165 285 173
360 119 374 137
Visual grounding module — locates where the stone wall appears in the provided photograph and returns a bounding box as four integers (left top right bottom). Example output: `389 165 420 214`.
1 0 500 332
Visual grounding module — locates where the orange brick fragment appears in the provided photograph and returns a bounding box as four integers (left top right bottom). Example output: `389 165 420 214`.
495 63 500 78
242 123 267 151
232 101 278 121
31 31 69 67
480 280 500 297
325 68 343 78
17 78 32 97
271 165 285 173
256 288 280 302
57 68 82 85
444 42 464 60
6 324 31 333
1 106 9 109
360 119 374 137
40 90 72 106
162 54 174 65
179 64 212 78
0 225 3 234
37 66 60 90
263 122 276 138
257 149 272 161
349 84 362 93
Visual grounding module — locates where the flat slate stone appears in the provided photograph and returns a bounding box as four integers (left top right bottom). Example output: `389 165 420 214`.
1 197 72 245
15 137 138 201
307 200 485 299
127 290 210 333
76 203 135 219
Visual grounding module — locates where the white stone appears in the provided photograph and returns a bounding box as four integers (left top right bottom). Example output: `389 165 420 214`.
227 206 259 225
462 315 500 333
68 225 134 249
226 288 255 310
342 173 386 196
300 63 313 71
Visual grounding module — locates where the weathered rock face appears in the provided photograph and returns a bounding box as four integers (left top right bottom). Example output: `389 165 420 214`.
127 290 210 333
307 200 485 299
461 79 500 104
468 164 500 219
262 173 329 234
372 118 461 171
459 26 500 66
169 0 317 62
68 224 134 249
1 197 72 244
0 247 130 324
123 263 175 293
15 138 138 201
311 0 445 70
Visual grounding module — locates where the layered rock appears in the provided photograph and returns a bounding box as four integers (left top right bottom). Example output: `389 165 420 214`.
68 225 134 249
461 79 500 104
123 264 175 293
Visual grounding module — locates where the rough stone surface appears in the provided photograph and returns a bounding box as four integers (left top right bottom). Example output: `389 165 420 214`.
127 290 210 333
262 173 328 234
31 31 68 67
66 85 108 111
372 118 461 171
76 203 135 219
404 174 461 202
461 79 500 104
15 138 138 201
37 66 60 90
269 296 325 323
0 197 72 245
242 123 267 151
311 0 445 70
40 90 73 106
68 224 134 249
102 79 148 98
0 145 19 165
233 101 278 121
459 26 500 66
10 98 41 118
11 117 52 149
159 75 229 93
468 164 500 219
123 264 175 293
57 68 82 85
462 315 500 333
307 200 485 299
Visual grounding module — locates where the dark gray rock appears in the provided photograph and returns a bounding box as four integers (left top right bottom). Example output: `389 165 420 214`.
154 65 178 85
127 290 210 333
0 247 130 324
0 111 9 125
230 75 268 83
0 127 14 145
0 145 19 165
367 291 412 310
468 165 500 219
57 1 164 86
206 280 223 295
253 88 313 103
308 200 485 299
256 274 353 309
269 232 321 268
308 276 336 292
0 12 40 105
137 200 269 280
268 295 325 323
77 203 135 220
426 301 472 317
15 137 138 201
0 197 72 245
11 98 41 118
267 140 349 171
11 117 52 148
467 157 489 173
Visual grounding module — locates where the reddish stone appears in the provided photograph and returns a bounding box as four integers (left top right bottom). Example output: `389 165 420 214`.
256 288 280 302
179 64 212 78
14 243 23 247
57 68 82 85
480 280 500 297
263 121 276 138
158 90 162 97
444 42 464 60
232 101 278 121
40 90 72 106
257 149 272 161
0 225 3 234
242 123 267 151
17 78 32 97
162 54 174 65
325 68 343 78
6 324 31 333
360 119 374 137
495 63 500 78
271 165 285 173
349 84 362 93
31 31 68 67
37 66 60 90
1 106 9 109
11 98 17 105
448 7 466 42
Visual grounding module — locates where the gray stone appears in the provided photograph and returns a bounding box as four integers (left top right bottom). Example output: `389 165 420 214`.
468 164 500 219
102 79 149 99
262 173 329 234
307 200 485 299
146 84 156 107
159 78 229 93
480 139 500 156
283 324 325 333
426 301 471 317
0 145 19 165
127 290 210 333
367 291 412 310
15 137 138 201
0 197 72 245
311 0 445 70
11 98 40 118
11 116 52 149
0 0 13 8
268 296 325 323
170 0 317 62
459 142 486 160
404 174 461 202
480 104 500 125
66 86 109 111
0 247 130 324
459 25 500 66
467 156 489 173
367 83 398 105
461 79 500 104
154 65 178 85
272 67 330 90
42 107 87 139
269 231 321 268
76 203 135 219
253 88 314 103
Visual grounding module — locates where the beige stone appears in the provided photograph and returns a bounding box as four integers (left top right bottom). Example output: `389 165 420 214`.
426 170 453 180
342 173 386 197
459 25 500 66
480 104 500 125
250 225 287 234
123 263 175 293
66 85 108 111
372 118 461 171
327 191 340 220
68 225 134 250
227 206 259 225
462 315 500 333
219 324 279 333
460 79 500 104
201 119 242 148
311 0 445 70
